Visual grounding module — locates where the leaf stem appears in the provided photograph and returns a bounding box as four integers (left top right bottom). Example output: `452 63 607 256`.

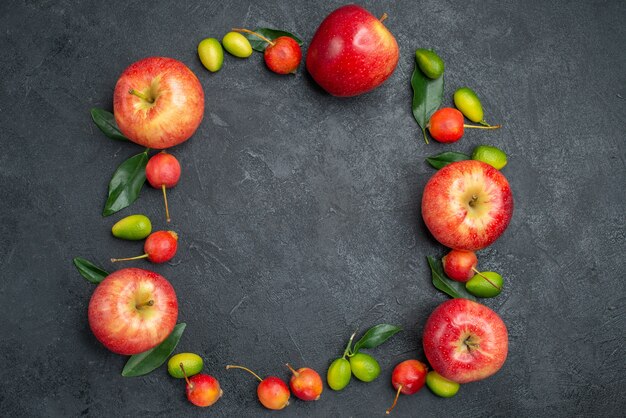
385 384 403 414
226 364 263 382
342 332 356 358
128 89 154 103
111 254 149 263
232 28 275 47
463 124 502 130
471 267 502 290
422 128 429 144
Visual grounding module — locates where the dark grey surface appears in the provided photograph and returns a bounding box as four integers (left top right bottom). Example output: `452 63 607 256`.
1 0 625 416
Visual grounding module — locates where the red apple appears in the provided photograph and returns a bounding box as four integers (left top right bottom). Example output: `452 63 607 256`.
421 160 513 251
423 299 508 384
88 268 178 355
306 5 399 97
114 57 204 149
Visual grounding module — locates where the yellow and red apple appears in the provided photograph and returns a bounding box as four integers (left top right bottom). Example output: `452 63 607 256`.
88 268 178 355
423 298 508 384
114 57 204 149
422 160 514 251
306 5 399 97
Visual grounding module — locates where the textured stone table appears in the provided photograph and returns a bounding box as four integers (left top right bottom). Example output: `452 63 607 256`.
1 0 624 416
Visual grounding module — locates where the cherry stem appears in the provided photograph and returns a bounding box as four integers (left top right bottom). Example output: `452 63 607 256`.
463 123 502 130
128 88 154 103
135 299 154 309
342 332 356 358
162 184 171 223
471 267 502 290
226 365 263 382
180 363 192 387
385 384 402 414
379 13 388 23
231 28 275 47
286 363 299 377
110 254 149 263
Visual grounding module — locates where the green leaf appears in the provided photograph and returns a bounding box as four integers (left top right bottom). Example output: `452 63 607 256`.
352 324 402 354
73 257 109 284
122 323 186 377
242 28 303 52
103 150 149 216
90 108 129 141
427 256 476 300
411 63 444 144
426 151 470 169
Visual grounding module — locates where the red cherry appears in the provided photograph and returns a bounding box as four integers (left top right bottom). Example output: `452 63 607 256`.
286 363 323 401
386 360 427 414
227 364 290 410
146 151 181 222
185 373 223 407
111 230 178 264
442 250 478 282
264 37 302 74
429 108 464 143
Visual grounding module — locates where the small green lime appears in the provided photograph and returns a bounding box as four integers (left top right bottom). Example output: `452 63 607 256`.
111 214 152 240
167 353 203 379
415 48 445 79
454 87 485 123
426 371 460 397
471 145 508 170
222 32 252 58
466 271 503 298
198 38 224 72
327 357 352 390
349 353 380 382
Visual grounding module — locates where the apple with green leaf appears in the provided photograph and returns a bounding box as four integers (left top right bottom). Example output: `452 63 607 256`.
88 268 178 355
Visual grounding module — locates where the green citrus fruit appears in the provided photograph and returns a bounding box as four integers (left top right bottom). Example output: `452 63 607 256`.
415 48 445 79
111 214 152 240
349 353 380 382
198 38 224 72
327 358 351 390
426 371 460 397
466 271 503 298
454 87 485 123
167 353 203 379
472 145 508 170
222 32 252 58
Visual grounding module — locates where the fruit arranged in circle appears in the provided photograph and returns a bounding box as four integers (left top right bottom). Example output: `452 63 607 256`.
306 4 399 97
197 38 224 72
415 49 444 79
222 32 253 58
385 359 428 414
472 145 508 170
226 365 290 410
442 249 477 282
111 214 152 240
421 160 514 251
88 268 178 355
349 352 381 382
286 364 323 401
168 353 203 379
327 357 352 391
146 152 181 223
466 271 503 298
111 230 179 264
425 371 460 398
113 57 204 149
423 298 508 384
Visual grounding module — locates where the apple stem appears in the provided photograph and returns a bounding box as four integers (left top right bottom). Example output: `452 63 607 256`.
231 28 275 47
128 88 154 103
379 13 388 23
135 300 154 309
285 363 299 377
385 384 402 414
162 184 171 223
469 194 479 207
463 123 502 130
342 332 356 358
226 364 263 382
471 267 502 290
110 254 149 263
180 363 192 388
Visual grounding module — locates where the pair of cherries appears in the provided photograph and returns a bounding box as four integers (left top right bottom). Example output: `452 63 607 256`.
111 152 181 264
